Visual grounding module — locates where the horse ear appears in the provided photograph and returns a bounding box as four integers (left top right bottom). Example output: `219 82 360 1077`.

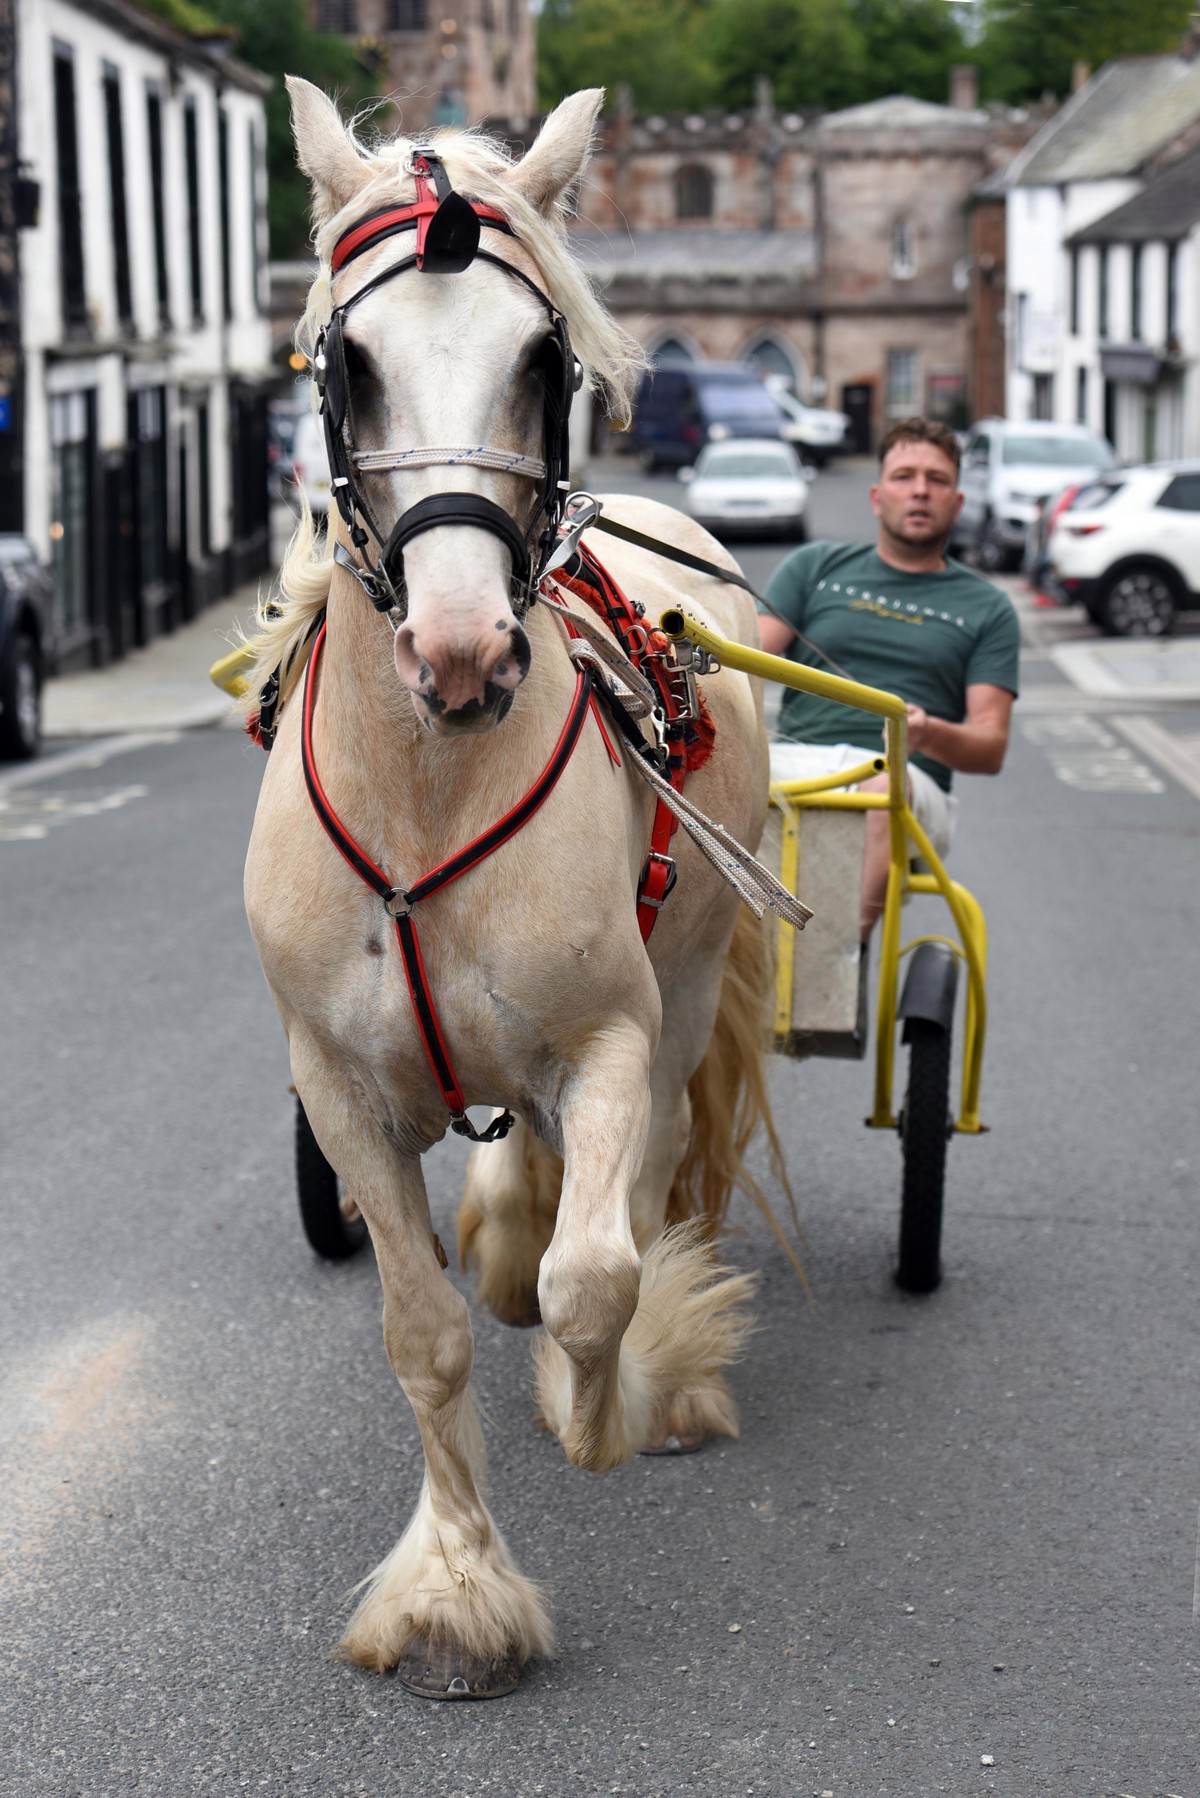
506 88 604 216
286 76 369 227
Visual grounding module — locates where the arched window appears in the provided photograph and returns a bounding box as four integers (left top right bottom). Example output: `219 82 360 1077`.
890 216 916 279
650 337 695 363
744 337 803 392
674 163 714 221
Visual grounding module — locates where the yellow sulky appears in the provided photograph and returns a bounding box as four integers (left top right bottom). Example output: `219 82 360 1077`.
658 605 989 1135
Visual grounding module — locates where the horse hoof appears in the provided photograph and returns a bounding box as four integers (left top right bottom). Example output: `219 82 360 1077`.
396 1639 521 1700
638 1425 707 1456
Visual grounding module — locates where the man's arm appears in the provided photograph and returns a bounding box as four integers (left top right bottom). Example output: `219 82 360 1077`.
906 683 1014 775
758 614 796 657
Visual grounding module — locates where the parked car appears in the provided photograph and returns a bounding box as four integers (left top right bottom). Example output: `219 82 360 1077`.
0 536 54 761
1046 460 1200 636
680 437 809 539
632 362 786 470
764 379 851 466
289 410 332 516
952 419 1118 572
267 397 303 493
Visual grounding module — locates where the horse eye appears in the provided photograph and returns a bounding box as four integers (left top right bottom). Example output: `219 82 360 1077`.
343 338 371 390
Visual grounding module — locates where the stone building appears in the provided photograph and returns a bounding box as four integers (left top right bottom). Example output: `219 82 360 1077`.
571 75 1040 449
310 0 535 133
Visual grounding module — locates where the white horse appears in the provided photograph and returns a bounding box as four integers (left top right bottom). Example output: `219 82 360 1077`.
241 78 788 1699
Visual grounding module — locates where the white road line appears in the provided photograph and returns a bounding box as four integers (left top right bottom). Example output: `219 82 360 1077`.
1113 715 1200 803
0 732 180 794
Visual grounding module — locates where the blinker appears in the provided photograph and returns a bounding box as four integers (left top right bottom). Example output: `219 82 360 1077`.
412 151 481 275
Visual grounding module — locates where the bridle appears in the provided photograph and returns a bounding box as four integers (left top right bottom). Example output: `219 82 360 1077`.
312 150 583 619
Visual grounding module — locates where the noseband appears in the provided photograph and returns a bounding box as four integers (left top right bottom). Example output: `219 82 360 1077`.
313 151 582 619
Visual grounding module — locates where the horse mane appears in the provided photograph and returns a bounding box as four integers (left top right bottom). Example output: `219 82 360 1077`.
236 109 646 725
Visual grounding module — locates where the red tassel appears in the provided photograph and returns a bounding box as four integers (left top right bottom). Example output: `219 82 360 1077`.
245 710 265 747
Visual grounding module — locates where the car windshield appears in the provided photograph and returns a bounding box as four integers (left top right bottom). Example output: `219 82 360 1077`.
1002 434 1115 469
699 449 795 479
697 380 781 422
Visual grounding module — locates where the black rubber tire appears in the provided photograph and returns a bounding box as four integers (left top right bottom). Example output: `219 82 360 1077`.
895 1020 952 1294
295 1095 368 1260
0 630 41 761
975 513 1019 575
1093 563 1178 638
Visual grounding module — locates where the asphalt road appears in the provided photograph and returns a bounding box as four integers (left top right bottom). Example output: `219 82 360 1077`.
2 464 1199 1797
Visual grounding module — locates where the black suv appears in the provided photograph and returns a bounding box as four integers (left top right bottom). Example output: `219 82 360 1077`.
0 537 54 760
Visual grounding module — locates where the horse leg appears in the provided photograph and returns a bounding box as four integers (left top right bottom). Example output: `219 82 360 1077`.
292 1054 553 1694
532 1022 755 1475
456 1121 562 1327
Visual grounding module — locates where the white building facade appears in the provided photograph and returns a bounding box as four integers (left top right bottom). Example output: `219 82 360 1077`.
16 0 273 667
1005 50 1200 463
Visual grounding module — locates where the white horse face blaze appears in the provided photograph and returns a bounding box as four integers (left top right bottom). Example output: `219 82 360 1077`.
339 274 544 732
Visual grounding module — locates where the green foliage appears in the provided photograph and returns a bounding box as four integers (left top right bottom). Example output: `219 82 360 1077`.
197 0 373 257
537 0 717 114
849 0 967 105
701 0 867 111
976 0 1196 104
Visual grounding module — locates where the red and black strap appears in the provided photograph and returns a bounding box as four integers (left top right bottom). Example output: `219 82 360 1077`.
301 623 592 1139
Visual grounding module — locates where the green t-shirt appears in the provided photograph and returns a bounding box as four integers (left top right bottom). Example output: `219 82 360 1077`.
763 541 1020 793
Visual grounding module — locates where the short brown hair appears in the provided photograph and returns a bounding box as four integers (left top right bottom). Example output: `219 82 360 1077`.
878 416 961 477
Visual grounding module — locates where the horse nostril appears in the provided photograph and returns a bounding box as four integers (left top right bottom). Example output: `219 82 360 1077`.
510 626 531 679
496 692 514 721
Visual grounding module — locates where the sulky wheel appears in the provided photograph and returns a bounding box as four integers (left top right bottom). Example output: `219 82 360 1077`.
895 1019 953 1294
295 1095 368 1260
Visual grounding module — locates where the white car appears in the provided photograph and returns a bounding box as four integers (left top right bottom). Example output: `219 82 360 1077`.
1047 460 1200 635
290 409 332 516
680 437 809 539
954 419 1118 571
765 379 851 465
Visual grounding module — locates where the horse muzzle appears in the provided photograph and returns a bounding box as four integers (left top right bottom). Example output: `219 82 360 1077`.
394 618 531 734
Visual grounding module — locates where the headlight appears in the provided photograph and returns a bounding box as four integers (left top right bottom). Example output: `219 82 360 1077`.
1006 490 1041 507
707 423 731 441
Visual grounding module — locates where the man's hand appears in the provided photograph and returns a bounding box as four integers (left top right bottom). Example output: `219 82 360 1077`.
905 703 932 751
905 684 1014 774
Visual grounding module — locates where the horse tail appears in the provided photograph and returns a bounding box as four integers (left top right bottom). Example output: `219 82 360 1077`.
457 1125 563 1329
667 904 807 1284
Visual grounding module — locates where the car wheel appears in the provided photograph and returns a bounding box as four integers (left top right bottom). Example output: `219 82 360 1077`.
0 629 41 761
975 514 1017 574
1094 564 1178 637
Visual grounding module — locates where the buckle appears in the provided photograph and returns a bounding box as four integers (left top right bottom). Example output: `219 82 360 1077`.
640 851 677 909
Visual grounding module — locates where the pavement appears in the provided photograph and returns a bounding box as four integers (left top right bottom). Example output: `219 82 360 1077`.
42 579 264 741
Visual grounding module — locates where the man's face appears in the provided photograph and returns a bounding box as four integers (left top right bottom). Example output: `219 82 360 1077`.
870 440 963 549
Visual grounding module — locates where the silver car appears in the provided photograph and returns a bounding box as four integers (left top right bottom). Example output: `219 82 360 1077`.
680 438 810 540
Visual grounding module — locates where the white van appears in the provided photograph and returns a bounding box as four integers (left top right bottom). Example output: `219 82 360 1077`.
290 410 332 516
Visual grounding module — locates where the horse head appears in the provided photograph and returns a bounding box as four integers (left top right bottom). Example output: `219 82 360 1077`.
288 78 620 736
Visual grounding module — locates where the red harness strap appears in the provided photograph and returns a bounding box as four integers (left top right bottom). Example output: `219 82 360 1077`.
301 622 593 1142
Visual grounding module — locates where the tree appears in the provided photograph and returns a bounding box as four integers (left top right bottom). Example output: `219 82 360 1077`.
199 0 373 256
977 0 1196 104
537 0 716 114
700 0 868 112
849 0 968 105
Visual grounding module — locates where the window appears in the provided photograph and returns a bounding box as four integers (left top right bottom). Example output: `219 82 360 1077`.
316 0 358 30
49 392 94 637
482 0 494 27
1167 241 1180 344
1098 245 1109 339
147 87 170 329
674 163 714 221
1076 365 1088 424
510 0 522 28
387 0 427 28
184 98 204 324
1157 472 1200 511
885 347 918 415
103 66 133 330
218 108 232 322
1032 373 1054 420
1069 247 1080 336
650 337 694 362
890 217 916 280
53 45 87 334
744 337 798 389
130 386 167 591
1130 243 1142 341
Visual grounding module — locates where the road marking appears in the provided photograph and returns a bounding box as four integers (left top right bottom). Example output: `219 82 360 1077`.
1019 714 1166 793
0 730 179 794
0 783 148 840
1112 716 1200 804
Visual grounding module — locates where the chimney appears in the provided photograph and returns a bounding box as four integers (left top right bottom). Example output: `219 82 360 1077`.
1072 59 1091 91
1183 17 1200 62
949 65 978 111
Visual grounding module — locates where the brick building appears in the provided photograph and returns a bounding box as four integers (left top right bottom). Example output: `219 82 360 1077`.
310 0 535 132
